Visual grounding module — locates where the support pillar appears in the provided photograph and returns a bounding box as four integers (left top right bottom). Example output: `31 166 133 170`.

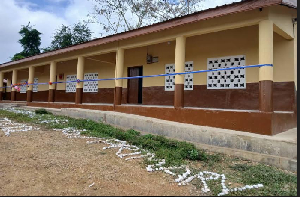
259 20 274 112
27 66 34 102
75 56 84 104
48 62 56 102
11 69 17 101
174 36 186 109
0 72 3 101
114 48 124 106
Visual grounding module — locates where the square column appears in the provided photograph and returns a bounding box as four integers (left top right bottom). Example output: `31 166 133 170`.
0 72 3 101
27 66 35 102
174 36 186 109
114 48 124 106
48 61 56 102
75 56 85 104
11 69 17 101
259 20 274 112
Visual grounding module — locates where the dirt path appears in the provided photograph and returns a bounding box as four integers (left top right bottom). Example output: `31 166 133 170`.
0 126 200 196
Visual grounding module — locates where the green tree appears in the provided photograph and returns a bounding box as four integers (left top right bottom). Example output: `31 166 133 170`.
87 0 204 35
11 53 25 61
44 22 92 52
11 22 42 61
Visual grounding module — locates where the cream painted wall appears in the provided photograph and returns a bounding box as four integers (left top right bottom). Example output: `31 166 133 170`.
122 41 176 88
55 53 116 90
269 5 297 39
85 58 115 88
15 69 28 93
273 32 294 82
56 59 77 90
122 24 294 87
12 25 295 91
187 25 259 85
16 69 28 84
33 65 50 91
122 25 259 87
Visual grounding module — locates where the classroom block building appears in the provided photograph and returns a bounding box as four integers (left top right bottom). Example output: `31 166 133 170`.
0 0 297 135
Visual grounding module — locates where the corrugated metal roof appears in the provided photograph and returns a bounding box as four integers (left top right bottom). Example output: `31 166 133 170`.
0 0 296 68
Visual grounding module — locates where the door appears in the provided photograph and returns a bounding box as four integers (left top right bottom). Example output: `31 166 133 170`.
3 82 6 100
127 66 143 104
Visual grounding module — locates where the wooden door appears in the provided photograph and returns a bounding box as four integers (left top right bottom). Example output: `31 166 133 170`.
127 66 143 104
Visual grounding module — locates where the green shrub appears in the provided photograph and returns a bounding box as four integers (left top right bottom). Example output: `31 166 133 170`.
35 108 52 115
188 149 199 160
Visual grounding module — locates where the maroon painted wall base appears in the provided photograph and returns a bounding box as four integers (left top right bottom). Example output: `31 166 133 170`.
11 91 16 101
24 81 295 111
48 89 55 102
26 102 297 136
15 92 27 101
82 88 114 104
114 87 122 105
27 90 32 102
75 88 83 104
143 82 295 111
32 91 49 102
174 84 184 109
259 80 273 112
55 90 75 103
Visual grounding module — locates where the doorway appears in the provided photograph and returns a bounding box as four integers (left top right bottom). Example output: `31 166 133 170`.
127 66 143 104
3 82 7 100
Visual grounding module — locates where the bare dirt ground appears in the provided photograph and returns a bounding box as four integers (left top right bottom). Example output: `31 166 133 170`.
0 128 200 196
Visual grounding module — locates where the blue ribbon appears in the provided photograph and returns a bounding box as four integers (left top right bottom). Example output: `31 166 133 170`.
0 64 272 89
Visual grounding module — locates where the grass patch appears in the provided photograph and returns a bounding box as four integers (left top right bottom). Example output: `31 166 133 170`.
229 164 298 196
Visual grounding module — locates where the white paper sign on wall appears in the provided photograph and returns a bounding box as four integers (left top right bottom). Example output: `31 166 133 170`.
20 79 27 94
66 75 77 93
83 73 98 93
33 78 38 93
207 55 246 89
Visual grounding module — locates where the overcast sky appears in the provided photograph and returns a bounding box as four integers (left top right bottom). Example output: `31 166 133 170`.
0 0 241 64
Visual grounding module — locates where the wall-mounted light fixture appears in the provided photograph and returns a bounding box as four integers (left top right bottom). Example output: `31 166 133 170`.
146 45 159 64
147 54 153 64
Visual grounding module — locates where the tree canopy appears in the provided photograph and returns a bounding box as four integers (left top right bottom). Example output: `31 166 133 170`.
87 0 204 35
43 22 92 52
11 22 42 61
